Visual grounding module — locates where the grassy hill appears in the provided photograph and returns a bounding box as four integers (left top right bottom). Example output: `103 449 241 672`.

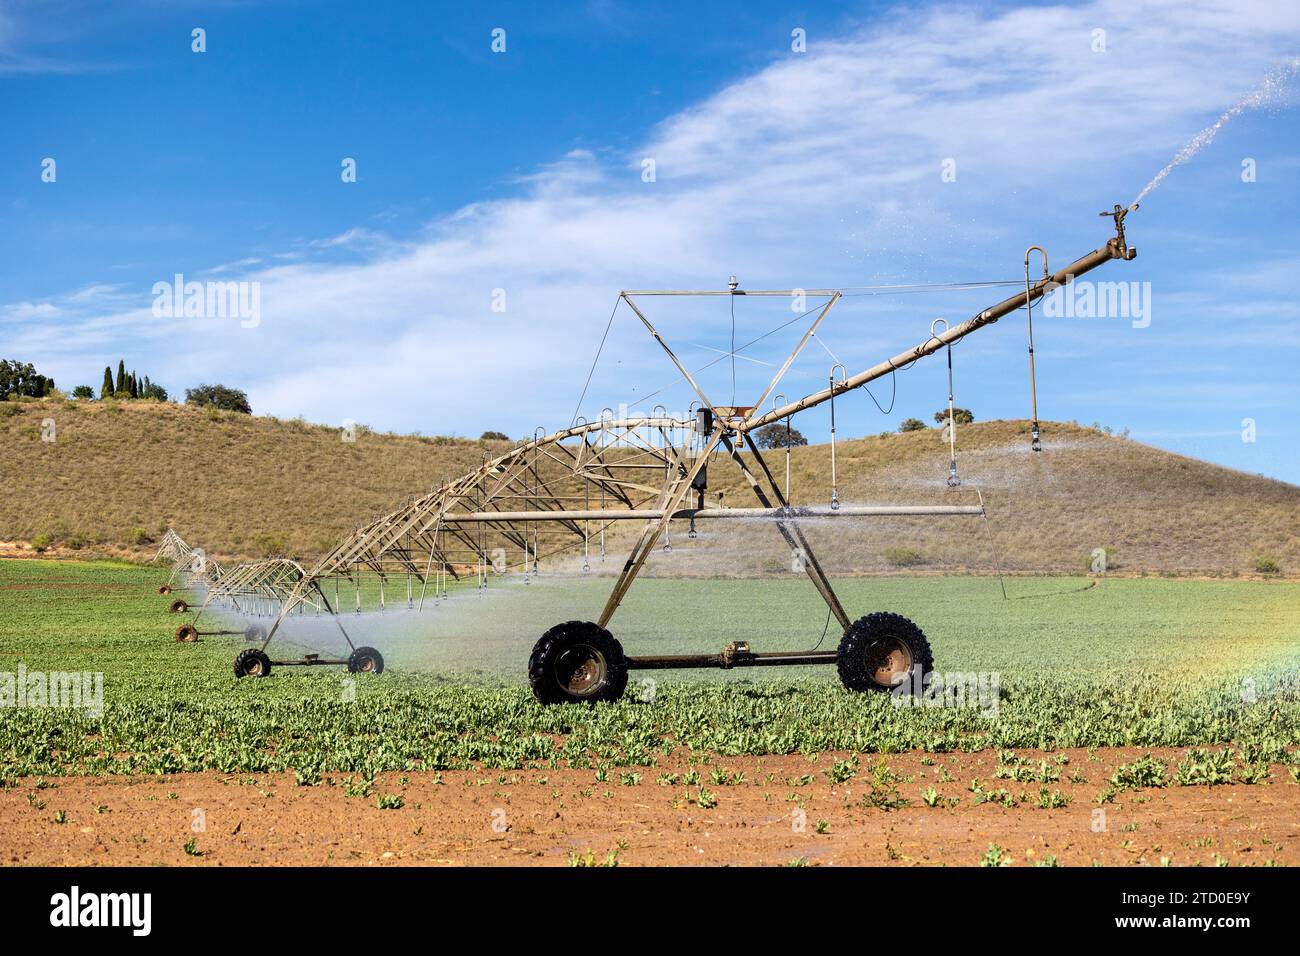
0 398 1295 577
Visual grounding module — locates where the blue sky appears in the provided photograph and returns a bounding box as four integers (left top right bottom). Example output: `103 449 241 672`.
3 0 1298 483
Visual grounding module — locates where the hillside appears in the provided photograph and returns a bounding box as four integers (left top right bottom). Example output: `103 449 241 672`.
0 398 1295 577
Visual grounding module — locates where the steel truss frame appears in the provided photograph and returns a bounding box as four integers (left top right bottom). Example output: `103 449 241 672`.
207 211 1137 673
153 528 224 591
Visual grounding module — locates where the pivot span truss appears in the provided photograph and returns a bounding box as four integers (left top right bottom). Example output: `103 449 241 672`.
152 528 223 596
209 207 1138 699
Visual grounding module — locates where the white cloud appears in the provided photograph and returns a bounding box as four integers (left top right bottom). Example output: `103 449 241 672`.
13 0 1300 444
2 301 59 321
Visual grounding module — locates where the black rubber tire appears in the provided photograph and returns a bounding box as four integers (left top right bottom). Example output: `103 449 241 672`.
347 646 385 674
528 621 628 704
158 584 173 595
175 624 198 643
169 598 188 613
836 612 932 693
233 648 272 678
244 624 267 643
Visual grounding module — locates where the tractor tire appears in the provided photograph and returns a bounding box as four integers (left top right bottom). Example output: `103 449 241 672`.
175 624 198 643
169 598 189 613
528 621 628 705
244 624 267 643
233 648 272 678
836 612 932 693
347 646 385 674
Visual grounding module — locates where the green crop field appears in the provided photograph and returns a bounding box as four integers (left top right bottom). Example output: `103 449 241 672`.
1 558 1298 780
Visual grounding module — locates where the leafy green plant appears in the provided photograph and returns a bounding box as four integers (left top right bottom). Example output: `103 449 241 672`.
1034 788 1070 809
1110 754 1167 791
862 759 908 810
827 755 859 783
980 843 1009 867
568 849 620 868
1176 748 1235 787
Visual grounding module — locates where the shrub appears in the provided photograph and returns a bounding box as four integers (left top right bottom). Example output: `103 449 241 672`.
128 527 152 546
1248 551 1281 575
898 418 927 433
480 430 511 441
31 533 51 553
254 533 288 557
883 546 927 567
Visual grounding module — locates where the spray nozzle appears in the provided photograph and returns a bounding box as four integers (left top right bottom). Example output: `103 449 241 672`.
1100 203 1138 259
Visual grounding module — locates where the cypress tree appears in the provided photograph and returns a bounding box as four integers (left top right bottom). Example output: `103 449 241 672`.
101 366 113 399
115 360 126 393
129 373 138 399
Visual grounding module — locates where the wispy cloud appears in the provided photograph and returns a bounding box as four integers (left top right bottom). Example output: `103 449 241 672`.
13 0 1300 454
0 5 119 75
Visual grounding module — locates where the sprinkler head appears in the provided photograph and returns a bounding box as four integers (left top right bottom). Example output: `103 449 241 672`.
830 489 840 510
727 275 739 292
1100 203 1138 259
1031 421 1042 452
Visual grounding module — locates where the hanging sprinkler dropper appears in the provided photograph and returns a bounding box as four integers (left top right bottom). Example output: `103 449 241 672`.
828 366 845 509
1023 247 1049 452
931 319 960 486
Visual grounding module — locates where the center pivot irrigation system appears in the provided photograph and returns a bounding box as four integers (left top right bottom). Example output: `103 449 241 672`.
174 205 1138 703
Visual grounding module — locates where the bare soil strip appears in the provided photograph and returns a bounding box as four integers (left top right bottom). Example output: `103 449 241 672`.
3 748 1296 867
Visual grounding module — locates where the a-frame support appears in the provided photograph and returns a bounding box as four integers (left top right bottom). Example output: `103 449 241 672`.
595 288 852 636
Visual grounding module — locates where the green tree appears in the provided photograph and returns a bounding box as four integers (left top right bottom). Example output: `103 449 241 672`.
933 407 974 425
0 359 53 399
71 385 95 400
185 383 252 414
899 418 927 433
115 360 126 393
754 423 809 449
101 366 113 399
129 372 138 399
480 430 511 441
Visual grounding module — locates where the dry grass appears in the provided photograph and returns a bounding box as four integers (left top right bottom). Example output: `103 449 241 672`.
0 400 506 563
1 400 1295 577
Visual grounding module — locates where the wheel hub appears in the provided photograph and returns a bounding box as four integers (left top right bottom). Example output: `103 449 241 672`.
867 637 912 687
556 644 606 696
